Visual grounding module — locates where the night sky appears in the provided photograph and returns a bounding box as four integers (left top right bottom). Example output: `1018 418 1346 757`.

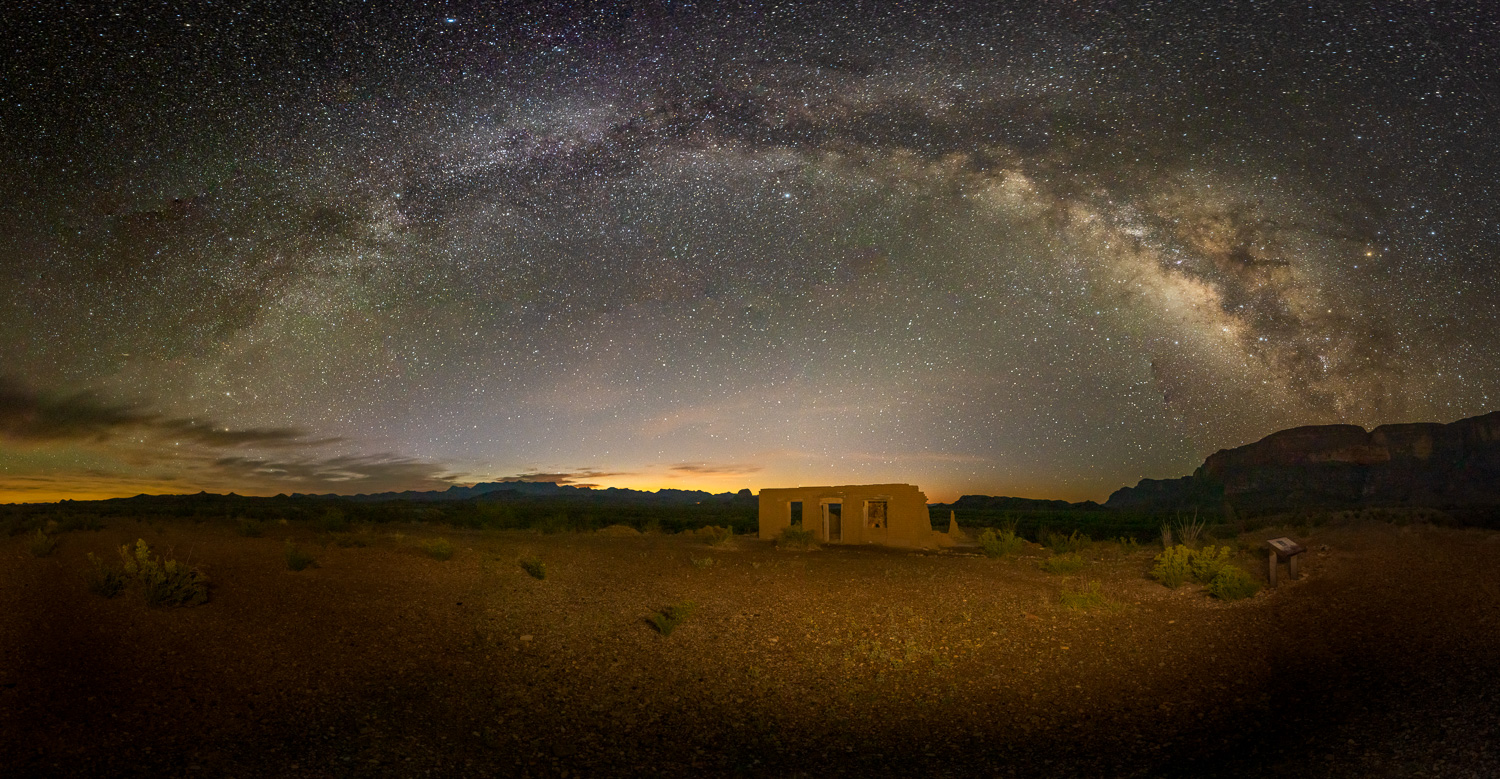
3 1 1498 503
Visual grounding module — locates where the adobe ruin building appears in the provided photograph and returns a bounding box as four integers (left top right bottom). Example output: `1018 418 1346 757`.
757 483 960 549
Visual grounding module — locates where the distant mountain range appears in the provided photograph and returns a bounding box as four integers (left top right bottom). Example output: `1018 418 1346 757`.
287 480 755 506
1105 410 1500 518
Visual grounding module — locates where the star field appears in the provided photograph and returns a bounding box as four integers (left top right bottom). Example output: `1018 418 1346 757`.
2 1 1498 502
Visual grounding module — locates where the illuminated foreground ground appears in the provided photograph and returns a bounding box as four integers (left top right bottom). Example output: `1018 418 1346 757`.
4 520 1498 777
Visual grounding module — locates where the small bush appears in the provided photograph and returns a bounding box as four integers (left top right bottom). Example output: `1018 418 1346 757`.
1042 529 1091 554
1116 536 1141 554
1189 545 1235 584
284 542 318 571
315 508 350 533
777 523 817 551
690 556 715 569
978 528 1025 558
236 519 265 538
1151 545 1194 588
1040 553 1086 574
121 540 209 607
83 553 127 598
1060 580 1114 611
28 529 60 557
520 556 546 580
418 537 454 561
647 601 698 637
58 514 104 532
702 525 733 546
1207 565 1261 601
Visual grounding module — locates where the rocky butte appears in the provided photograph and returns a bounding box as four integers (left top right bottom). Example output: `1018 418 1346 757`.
1107 410 1500 520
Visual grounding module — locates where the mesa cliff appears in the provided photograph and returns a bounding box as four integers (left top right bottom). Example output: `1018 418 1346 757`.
1106 410 1500 517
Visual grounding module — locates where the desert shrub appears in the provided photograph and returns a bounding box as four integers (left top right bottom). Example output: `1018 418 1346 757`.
1042 529 1091 554
83 553 128 598
417 537 454 561
1189 545 1235 584
1040 553 1086 574
284 541 317 571
58 513 104 532
1207 565 1261 601
28 529 60 557
690 556 715 569
1151 545 1195 588
236 519 265 537
1060 580 1114 611
1116 536 1141 554
777 523 817 551
640 518 662 535
978 528 1025 558
1159 522 1174 550
520 556 546 580
120 539 209 606
326 532 368 548
702 525 733 546
647 601 698 637
315 508 350 533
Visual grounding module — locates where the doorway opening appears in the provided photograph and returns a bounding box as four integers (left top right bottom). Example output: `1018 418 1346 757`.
822 501 843 542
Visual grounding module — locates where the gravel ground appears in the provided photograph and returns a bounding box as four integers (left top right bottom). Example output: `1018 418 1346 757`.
2 519 1497 777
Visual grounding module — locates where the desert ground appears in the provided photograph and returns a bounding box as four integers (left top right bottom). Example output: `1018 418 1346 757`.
3 518 1499 777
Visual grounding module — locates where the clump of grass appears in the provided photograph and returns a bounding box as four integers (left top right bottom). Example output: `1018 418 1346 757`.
236 518 265 538
1175 509 1205 547
647 601 698 637
1040 553 1086 574
702 525 733 546
1151 544 1195 588
690 556 715 569
519 556 546 580
284 541 317 571
1207 565 1261 601
777 523 817 551
1115 536 1141 554
417 537 454 561
120 539 209 606
83 552 128 598
1060 580 1115 611
978 527 1025 558
1042 529 1091 554
28 529 60 557
1159 522 1174 550
1189 545 1235 584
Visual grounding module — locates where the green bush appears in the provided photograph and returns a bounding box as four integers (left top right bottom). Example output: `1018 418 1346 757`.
1040 553 1085 574
236 519 265 537
777 523 817 550
647 601 698 637
284 541 317 571
120 539 209 606
520 556 546 580
978 528 1024 558
1042 529 1091 554
1060 580 1114 611
1189 545 1234 584
1115 536 1141 554
417 537 454 561
1207 565 1261 601
690 556 715 569
83 552 128 598
1151 545 1195 588
702 525 733 546
28 529 60 557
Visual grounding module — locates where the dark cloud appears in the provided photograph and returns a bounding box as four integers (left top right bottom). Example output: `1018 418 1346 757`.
669 463 763 478
0 377 319 448
206 454 456 493
505 469 634 486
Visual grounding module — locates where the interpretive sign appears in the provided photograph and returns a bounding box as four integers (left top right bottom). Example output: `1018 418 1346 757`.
1266 536 1307 587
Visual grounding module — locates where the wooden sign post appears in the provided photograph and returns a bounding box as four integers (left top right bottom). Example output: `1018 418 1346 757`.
1266 536 1306 588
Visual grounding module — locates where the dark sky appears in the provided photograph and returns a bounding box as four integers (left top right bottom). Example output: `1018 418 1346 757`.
3 1 1498 502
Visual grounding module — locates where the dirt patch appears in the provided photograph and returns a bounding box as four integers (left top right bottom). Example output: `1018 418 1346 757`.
3 521 1498 776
